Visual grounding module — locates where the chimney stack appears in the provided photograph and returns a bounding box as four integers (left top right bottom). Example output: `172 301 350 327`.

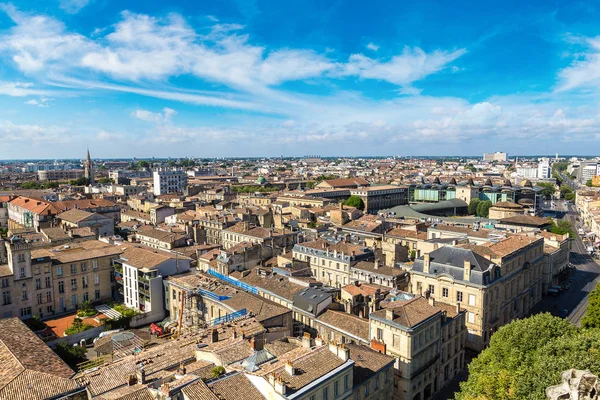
315 335 324 346
135 364 146 384
463 260 472 281
337 344 350 361
385 308 394 320
301 332 312 349
285 361 296 376
274 376 287 395
428 297 435 307
210 328 218 343
423 254 430 274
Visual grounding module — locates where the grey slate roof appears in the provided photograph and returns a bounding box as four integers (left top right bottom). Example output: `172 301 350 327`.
412 246 498 286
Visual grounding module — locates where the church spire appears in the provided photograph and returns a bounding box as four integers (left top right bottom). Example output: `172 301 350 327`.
84 148 94 185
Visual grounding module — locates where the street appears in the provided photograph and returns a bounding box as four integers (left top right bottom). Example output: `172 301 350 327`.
530 201 600 325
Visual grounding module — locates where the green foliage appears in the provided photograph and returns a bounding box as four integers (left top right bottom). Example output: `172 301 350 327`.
468 198 481 215
315 174 337 182
111 303 139 318
97 177 111 184
344 195 365 210
25 316 47 331
69 177 91 186
586 179 593 187
136 160 150 169
410 250 416 260
582 283 600 329
565 192 576 201
457 313 588 400
232 185 278 193
307 221 317 229
560 184 574 197
64 317 94 335
476 200 492 218
55 340 87 368
19 181 57 189
211 366 226 378
548 218 575 238
77 301 96 318
0 227 7 238
306 181 316 189
552 162 569 173
536 182 556 199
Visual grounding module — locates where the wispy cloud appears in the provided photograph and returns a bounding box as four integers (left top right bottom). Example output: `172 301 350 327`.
24 97 52 107
131 107 177 123
556 36 600 91
59 0 91 14
366 42 379 51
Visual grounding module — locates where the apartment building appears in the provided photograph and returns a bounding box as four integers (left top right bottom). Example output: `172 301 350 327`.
0 196 12 229
7 196 61 230
37 169 84 181
0 237 121 320
369 296 466 400
222 222 298 252
349 185 409 214
410 235 544 351
135 227 187 250
114 245 191 322
153 168 188 195
292 239 374 288
57 209 114 238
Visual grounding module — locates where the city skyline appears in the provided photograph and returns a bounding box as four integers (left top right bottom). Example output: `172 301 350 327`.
2 0 600 158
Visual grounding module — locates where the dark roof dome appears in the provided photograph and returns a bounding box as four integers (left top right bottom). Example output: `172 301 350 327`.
466 178 474 186
449 178 457 185
503 179 512 187
522 180 533 188
433 177 441 185
484 178 493 186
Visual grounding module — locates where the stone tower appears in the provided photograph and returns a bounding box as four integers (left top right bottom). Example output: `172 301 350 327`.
84 149 94 184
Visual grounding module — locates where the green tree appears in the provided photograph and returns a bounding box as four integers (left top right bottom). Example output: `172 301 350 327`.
560 184 574 197
344 195 365 210
586 179 593 187
306 181 316 189
20 181 42 189
64 317 94 335
536 182 556 199
552 161 569 173
565 192 576 201
42 181 60 189
55 340 87 368
548 218 575 238
68 177 90 186
581 283 600 329
137 160 150 169
476 200 492 218
97 177 111 184
468 198 481 215
457 313 580 400
211 366 226 378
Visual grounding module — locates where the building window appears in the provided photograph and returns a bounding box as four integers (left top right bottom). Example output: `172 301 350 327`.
45 277 51 288
71 278 77 291
429 284 435 295
344 374 349 390
92 259 98 270
364 382 370 396
3 291 10 305
35 278 41 290
46 291 52 303
334 381 339 397
57 266 63 277
468 294 476 306
22 291 27 301
442 287 449 298
323 387 328 400
37 293 42 305
467 312 475 324
1 279 8 288
20 307 31 317
456 291 463 302
377 328 383 340
19 267 25 278
71 264 77 274
17 254 25 263
83 292 89 302
393 334 400 348
82 276 88 288
95 290 100 300
58 281 64 293
47 305 53 313
81 262 87 272
94 274 99 286
71 294 78 307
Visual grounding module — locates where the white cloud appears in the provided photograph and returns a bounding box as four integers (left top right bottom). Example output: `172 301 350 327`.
24 97 52 107
340 47 467 86
366 42 379 51
131 107 177 123
557 36 600 91
59 0 91 14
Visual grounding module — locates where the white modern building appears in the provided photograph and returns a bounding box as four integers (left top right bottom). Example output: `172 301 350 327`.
116 245 191 323
537 158 551 179
153 169 188 195
516 167 538 179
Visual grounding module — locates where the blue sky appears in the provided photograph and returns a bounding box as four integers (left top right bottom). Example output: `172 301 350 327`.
1 0 600 159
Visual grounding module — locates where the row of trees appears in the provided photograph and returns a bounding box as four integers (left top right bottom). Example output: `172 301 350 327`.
468 199 492 218
457 313 600 400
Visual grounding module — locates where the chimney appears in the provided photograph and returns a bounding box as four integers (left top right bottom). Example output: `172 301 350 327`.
315 335 324 346
285 361 296 376
135 364 146 384
374 259 380 270
210 328 218 343
385 309 394 320
329 341 338 355
428 297 435 307
268 373 276 387
232 329 237 339
274 376 287 395
456 303 461 314
423 254 430 274
337 344 350 361
464 260 472 281
301 332 312 349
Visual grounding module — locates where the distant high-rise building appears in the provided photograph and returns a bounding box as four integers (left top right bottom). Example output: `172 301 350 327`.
84 149 94 184
537 158 551 179
483 152 508 162
153 168 187 195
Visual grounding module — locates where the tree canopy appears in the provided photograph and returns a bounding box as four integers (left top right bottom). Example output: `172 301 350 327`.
457 313 600 400
536 182 556 199
582 283 600 329
476 200 492 218
344 195 365 210
468 198 481 215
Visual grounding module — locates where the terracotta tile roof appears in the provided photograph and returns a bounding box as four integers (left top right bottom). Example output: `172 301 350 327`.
264 338 301 357
136 227 186 242
484 235 542 258
386 228 427 240
345 343 394 385
57 208 96 223
119 245 189 270
9 196 61 216
54 198 117 211
498 215 552 226
298 239 367 256
317 310 370 341
96 384 154 400
352 261 405 277
342 283 389 297
0 318 81 400
223 292 290 323
371 296 440 328
237 267 304 302
318 178 369 188
181 379 219 400
32 240 122 264
267 346 346 395
209 372 265 400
